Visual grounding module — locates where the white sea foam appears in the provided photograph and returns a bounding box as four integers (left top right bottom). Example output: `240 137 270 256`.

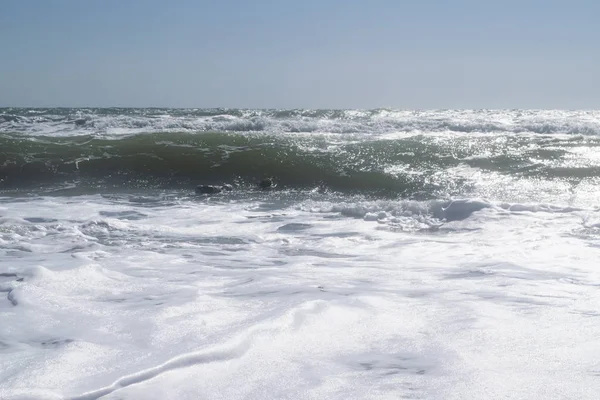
1 191 600 399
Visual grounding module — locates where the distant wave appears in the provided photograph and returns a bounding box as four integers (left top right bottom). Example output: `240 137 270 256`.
2 108 600 137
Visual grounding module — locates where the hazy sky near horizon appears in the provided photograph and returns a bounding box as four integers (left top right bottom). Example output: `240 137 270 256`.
1 0 599 109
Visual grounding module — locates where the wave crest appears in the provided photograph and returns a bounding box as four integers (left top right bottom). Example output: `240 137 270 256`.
3 108 600 137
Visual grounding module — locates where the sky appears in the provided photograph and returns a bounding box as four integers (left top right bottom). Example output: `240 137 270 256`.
1 0 599 109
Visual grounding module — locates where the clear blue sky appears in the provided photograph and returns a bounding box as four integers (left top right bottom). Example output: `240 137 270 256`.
1 0 598 109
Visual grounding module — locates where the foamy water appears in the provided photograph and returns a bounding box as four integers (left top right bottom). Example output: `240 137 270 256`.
2 192 600 399
2 108 600 399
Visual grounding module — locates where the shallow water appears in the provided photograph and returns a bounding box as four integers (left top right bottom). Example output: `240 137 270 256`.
1 191 599 399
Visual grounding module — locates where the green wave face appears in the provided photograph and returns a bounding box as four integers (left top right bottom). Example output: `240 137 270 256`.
1 127 598 198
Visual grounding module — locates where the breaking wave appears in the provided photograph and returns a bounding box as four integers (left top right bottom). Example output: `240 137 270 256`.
3 108 600 137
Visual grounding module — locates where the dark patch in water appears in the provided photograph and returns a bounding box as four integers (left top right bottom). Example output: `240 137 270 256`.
570 310 600 318
41 338 74 348
470 291 549 306
60 244 92 253
7 246 32 253
355 356 426 376
226 278 255 287
221 288 315 298
433 200 490 221
198 236 248 245
103 298 126 303
24 217 58 223
245 215 288 223
359 362 375 370
402 290 431 298
200 250 228 256
0 273 18 278
443 269 494 280
277 223 312 232
312 231 360 238
7 290 18 306
280 247 353 259
99 210 148 220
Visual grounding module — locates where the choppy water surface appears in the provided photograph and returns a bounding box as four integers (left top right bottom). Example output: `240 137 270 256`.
1 108 600 399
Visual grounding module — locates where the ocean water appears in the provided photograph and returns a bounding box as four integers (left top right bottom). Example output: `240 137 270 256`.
2 108 600 399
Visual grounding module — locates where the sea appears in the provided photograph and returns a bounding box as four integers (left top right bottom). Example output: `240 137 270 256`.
1 108 600 399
